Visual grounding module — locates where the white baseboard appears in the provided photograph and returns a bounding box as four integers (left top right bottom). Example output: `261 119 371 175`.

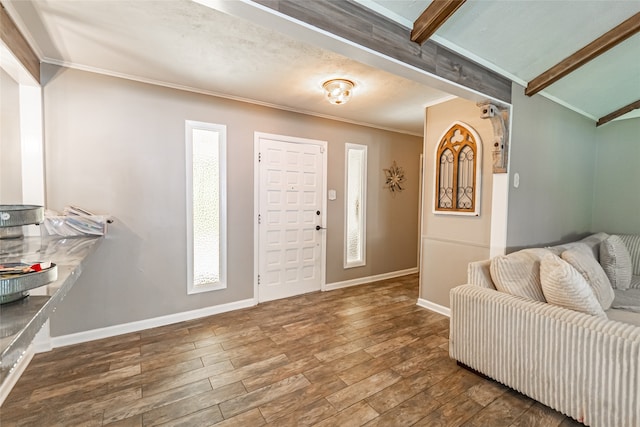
0 345 35 406
48 269 422 349
416 298 451 317
50 298 257 349
324 267 418 292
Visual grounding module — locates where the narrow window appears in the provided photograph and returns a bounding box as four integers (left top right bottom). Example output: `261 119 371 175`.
186 121 227 293
344 143 367 268
434 122 482 215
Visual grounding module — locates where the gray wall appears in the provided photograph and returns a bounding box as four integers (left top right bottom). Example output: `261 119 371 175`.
506 84 597 250
0 69 23 203
327 128 422 282
592 118 640 234
421 85 612 308
421 97 494 306
43 65 422 336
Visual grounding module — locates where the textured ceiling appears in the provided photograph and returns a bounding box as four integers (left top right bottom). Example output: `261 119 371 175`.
6 0 639 131
5 0 453 136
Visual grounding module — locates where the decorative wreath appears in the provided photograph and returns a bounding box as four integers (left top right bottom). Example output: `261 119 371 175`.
383 161 406 194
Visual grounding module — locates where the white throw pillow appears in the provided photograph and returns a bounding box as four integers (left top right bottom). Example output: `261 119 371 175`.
600 235 632 290
490 248 549 302
618 234 640 276
540 253 606 318
562 244 615 310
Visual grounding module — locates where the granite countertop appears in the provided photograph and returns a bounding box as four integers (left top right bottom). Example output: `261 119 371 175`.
0 235 103 388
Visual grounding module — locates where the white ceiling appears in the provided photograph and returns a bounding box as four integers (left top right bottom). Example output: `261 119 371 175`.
360 0 640 121
5 0 455 135
5 0 640 134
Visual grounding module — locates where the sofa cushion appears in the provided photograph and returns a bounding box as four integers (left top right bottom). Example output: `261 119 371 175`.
490 248 550 302
540 253 606 318
618 234 640 276
600 235 633 290
606 308 640 327
547 233 608 259
611 288 640 313
467 260 495 289
578 232 609 261
561 244 615 310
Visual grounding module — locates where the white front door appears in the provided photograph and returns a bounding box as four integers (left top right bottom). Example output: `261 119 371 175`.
256 133 327 302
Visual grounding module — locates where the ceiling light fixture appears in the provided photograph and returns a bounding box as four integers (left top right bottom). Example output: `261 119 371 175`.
323 79 354 105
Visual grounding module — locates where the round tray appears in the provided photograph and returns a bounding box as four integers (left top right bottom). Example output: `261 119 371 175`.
0 264 58 304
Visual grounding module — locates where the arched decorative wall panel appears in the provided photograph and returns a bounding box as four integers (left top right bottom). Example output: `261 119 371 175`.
433 122 482 216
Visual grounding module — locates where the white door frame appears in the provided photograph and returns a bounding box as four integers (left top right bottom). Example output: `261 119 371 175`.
253 132 328 303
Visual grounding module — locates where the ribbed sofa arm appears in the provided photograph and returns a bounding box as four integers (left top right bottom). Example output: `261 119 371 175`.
450 285 640 427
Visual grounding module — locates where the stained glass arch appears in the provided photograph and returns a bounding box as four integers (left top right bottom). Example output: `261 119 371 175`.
433 122 482 216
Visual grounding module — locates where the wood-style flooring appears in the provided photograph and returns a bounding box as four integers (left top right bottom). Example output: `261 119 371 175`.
1 274 583 426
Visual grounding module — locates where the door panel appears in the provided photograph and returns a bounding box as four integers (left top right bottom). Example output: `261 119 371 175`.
258 136 325 302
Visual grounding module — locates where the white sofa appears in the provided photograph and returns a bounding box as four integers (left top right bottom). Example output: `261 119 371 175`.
450 233 640 427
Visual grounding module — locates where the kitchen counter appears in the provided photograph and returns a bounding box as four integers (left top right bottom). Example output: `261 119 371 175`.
0 235 103 391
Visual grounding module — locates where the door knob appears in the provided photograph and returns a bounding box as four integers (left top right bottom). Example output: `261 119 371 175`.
316 225 326 231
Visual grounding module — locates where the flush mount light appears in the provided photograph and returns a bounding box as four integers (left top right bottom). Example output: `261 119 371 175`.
323 79 355 105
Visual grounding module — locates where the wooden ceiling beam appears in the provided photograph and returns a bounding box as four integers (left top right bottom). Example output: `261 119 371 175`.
0 3 40 83
254 0 512 102
597 99 640 127
411 0 467 45
526 12 640 97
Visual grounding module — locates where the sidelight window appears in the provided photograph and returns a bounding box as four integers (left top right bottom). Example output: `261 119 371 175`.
186 120 227 293
344 143 367 268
